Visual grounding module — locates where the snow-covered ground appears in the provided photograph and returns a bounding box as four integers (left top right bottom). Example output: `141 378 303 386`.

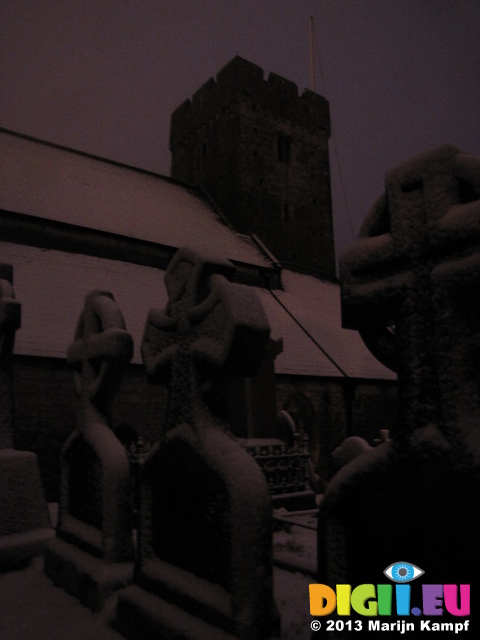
0 521 316 640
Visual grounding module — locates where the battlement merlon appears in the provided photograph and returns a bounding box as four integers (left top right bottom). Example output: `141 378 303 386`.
169 55 330 149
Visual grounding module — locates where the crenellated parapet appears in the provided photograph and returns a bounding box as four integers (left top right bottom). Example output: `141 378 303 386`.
169 56 335 278
170 56 330 149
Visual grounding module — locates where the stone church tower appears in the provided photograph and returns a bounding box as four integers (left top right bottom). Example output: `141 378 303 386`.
169 56 335 279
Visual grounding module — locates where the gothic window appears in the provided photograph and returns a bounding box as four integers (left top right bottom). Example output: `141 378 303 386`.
284 392 315 445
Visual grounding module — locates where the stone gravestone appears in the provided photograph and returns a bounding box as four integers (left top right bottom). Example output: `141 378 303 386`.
44 290 134 610
115 247 280 640
331 436 372 472
228 338 317 511
0 264 53 569
317 147 480 627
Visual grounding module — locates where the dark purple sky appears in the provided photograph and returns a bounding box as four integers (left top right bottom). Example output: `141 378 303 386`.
1 1 479 261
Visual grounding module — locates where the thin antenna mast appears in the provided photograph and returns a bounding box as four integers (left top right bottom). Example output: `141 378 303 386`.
309 16 316 91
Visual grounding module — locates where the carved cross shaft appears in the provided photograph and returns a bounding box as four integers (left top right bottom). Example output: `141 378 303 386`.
141 248 270 432
67 290 133 421
341 146 480 440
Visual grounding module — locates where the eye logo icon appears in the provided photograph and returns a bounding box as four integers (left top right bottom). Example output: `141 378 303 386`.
384 561 424 583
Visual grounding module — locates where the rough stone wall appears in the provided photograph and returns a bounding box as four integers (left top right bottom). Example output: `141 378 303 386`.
13 356 76 502
237 99 333 276
12 356 165 501
170 56 335 278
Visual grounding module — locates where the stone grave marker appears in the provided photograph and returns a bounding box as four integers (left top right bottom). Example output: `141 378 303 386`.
317 147 480 617
44 290 134 610
115 247 280 640
331 435 372 472
0 264 53 569
229 341 317 511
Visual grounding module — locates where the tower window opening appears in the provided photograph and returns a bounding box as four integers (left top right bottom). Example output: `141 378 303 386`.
277 134 291 164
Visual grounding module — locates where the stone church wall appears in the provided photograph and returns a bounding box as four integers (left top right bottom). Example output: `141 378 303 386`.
13 355 396 501
276 375 397 479
12 357 164 501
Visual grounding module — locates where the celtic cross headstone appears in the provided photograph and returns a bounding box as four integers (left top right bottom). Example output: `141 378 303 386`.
141 246 271 428
44 290 134 609
341 145 480 450
318 146 480 601
116 247 280 640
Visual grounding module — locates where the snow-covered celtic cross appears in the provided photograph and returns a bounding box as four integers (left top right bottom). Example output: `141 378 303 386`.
67 290 133 421
55 290 134 565
141 247 270 432
341 146 480 448
47 290 134 603
0 264 21 449
117 249 276 639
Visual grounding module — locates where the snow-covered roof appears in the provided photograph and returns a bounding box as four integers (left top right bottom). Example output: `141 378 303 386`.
260 271 395 379
0 129 270 269
1 243 165 363
0 128 394 380
1 242 395 380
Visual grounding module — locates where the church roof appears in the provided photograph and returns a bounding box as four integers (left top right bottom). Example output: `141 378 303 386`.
0 241 394 381
259 271 393 379
0 129 395 381
0 129 271 271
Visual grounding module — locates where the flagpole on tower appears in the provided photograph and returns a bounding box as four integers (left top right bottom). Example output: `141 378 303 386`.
310 15 316 92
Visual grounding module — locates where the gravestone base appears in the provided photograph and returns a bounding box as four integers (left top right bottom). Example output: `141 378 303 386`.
116 425 281 640
0 449 53 570
116 566 281 640
116 586 236 640
44 536 134 611
115 563 238 640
